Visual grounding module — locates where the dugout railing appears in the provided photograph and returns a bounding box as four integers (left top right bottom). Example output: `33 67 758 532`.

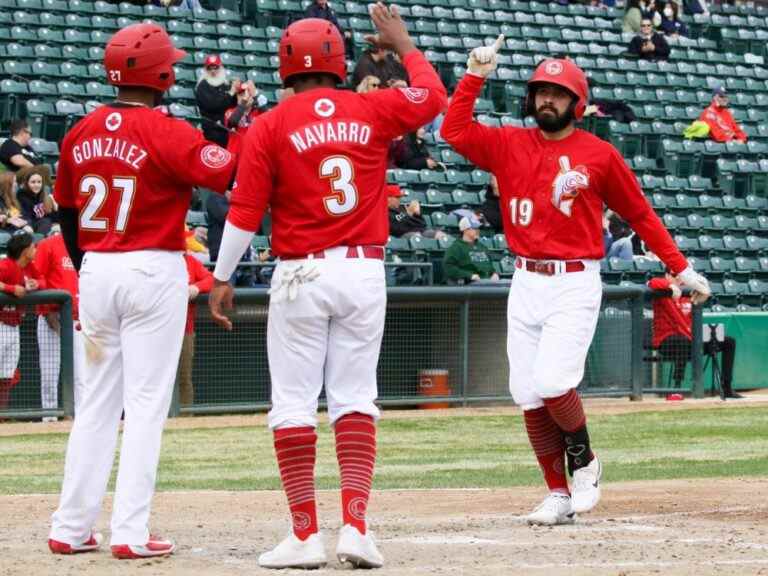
0 286 705 420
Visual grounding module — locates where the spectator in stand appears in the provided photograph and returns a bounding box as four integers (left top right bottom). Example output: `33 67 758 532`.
34 232 85 420
223 80 268 155
623 0 644 33
154 0 202 9
641 0 663 27
387 184 447 239
683 0 708 15
195 54 239 146
443 217 499 284
648 272 741 398
185 226 210 264
351 43 408 91
699 86 747 143
0 120 41 172
0 232 39 410
660 1 688 36
478 174 502 233
206 190 253 286
628 19 670 61
605 213 635 260
0 173 32 234
393 128 445 171
16 165 55 235
356 75 382 94
304 0 354 56
178 252 214 408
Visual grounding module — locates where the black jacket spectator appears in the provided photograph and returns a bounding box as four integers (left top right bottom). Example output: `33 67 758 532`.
389 205 427 237
394 133 432 170
628 25 670 61
195 56 237 147
305 0 343 35
206 191 229 263
351 49 408 91
479 184 502 233
0 120 40 172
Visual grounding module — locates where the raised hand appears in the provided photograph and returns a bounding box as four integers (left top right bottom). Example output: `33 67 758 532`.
365 2 416 57
467 34 505 77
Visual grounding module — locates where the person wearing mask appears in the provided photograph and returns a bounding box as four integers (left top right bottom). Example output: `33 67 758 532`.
627 19 670 61
16 165 56 235
0 120 41 172
443 217 499 284
194 54 239 146
660 1 688 36
699 86 747 143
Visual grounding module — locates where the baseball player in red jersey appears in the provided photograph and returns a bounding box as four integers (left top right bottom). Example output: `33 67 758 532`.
0 233 39 410
34 233 85 418
48 24 236 559
209 4 446 568
441 39 711 525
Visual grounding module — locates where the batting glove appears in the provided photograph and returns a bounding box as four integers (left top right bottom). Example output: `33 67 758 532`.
467 34 505 78
677 266 711 305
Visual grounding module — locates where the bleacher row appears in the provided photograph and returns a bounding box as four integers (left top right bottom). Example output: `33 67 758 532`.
1 0 768 309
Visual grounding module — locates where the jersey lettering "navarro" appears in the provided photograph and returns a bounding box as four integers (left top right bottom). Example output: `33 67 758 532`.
71 137 148 170
289 121 372 153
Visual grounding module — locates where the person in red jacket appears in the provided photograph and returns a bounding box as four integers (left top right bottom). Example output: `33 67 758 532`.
648 273 741 398
699 86 747 143
0 232 39 409
178 253 214 407
441 39 711 526
34 233 84 420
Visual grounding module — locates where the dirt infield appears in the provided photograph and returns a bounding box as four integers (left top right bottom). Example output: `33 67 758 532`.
2 478 767 576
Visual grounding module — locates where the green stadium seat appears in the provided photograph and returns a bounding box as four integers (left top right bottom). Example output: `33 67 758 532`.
0 79 28 123
37 26 65 43
700 235 726 254
409 236 440 253
451 190 480 206
723 235 748 252
711 215 735 232
675 234 699 252
746 236 768 253
674 193 699 211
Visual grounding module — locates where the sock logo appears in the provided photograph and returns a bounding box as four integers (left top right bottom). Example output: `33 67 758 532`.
552 459 565 475
348 497 367 521
291 511 312 531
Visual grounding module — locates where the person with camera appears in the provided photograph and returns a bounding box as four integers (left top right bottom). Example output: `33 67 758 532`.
648 273 741 398
223 80 269 155
627 19 670 61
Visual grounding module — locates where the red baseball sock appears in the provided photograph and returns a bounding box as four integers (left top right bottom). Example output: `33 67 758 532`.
274 426 318 541
524 406 569 494
543 389 594 473
334 413 376 535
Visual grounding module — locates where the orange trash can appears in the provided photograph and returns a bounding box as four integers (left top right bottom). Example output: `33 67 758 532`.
418 369 451 409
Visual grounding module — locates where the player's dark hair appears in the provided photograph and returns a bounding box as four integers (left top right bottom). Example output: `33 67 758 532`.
9 119 29 137
285 72 340 90
7 232 33 261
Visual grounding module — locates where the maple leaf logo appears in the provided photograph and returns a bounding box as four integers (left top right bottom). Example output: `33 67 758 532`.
105 112 122 132
314 98 335 118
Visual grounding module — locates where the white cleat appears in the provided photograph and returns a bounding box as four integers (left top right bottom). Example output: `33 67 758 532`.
258 532 327 569
572 455 602 514
336 524 384 569
526 493 575 526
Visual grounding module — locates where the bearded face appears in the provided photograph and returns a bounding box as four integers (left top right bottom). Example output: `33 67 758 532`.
203 65 228 87
532 84 577 133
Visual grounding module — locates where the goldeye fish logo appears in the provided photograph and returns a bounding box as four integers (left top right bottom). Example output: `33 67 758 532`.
551 155 589 217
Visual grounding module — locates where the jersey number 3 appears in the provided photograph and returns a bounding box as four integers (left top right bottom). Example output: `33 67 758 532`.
320 156 358 216
79 175 136 232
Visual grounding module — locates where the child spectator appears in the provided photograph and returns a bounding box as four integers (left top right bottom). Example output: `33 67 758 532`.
16 165 56 235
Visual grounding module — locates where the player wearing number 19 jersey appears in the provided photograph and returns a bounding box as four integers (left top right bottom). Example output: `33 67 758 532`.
210 6 446 569
49 24 236 560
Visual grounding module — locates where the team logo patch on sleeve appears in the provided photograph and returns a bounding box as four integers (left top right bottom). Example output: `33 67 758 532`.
105 112 122 132
200 144 232 169
400 87 429 104
314 98 335 118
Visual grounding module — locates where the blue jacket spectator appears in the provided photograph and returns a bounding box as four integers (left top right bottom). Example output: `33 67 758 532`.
660 1 688 36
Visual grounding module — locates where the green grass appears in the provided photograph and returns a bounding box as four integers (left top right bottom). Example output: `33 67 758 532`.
1 407 768 495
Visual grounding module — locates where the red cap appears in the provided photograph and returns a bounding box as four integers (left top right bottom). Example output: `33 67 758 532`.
204 54 222 68
386 184 402 198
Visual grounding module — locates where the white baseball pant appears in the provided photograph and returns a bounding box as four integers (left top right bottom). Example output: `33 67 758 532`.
0 322 20 379
506 259 602 410
38 316 87 411
267 246 386 430
50 250 187 547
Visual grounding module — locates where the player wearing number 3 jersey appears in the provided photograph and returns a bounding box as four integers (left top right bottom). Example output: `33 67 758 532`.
442 43 711 525
209 5 446 569
49 24 236 559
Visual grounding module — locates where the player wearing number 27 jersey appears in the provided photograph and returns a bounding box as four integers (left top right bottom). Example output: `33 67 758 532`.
211 7 446 569
49 24 236 560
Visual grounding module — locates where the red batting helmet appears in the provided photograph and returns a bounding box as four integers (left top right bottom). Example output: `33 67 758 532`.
104 23 187 93
526 58 589 120
278 18 346 85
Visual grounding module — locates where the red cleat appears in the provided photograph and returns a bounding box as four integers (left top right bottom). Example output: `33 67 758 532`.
49 532 103 554
111 535 175 559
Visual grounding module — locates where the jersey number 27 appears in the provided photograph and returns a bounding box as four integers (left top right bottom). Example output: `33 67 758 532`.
79 175 136 232
320 156 358 216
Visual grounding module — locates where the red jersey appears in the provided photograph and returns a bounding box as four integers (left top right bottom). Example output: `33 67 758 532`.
227 50 447 258
441 74 688 274
34 234 79 320
0 258 38 326
648 277 693 348
184 254 213 334
699 102 747 143
54 103 236 253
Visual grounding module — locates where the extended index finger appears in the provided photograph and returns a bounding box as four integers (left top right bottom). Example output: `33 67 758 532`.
492 34 505 52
